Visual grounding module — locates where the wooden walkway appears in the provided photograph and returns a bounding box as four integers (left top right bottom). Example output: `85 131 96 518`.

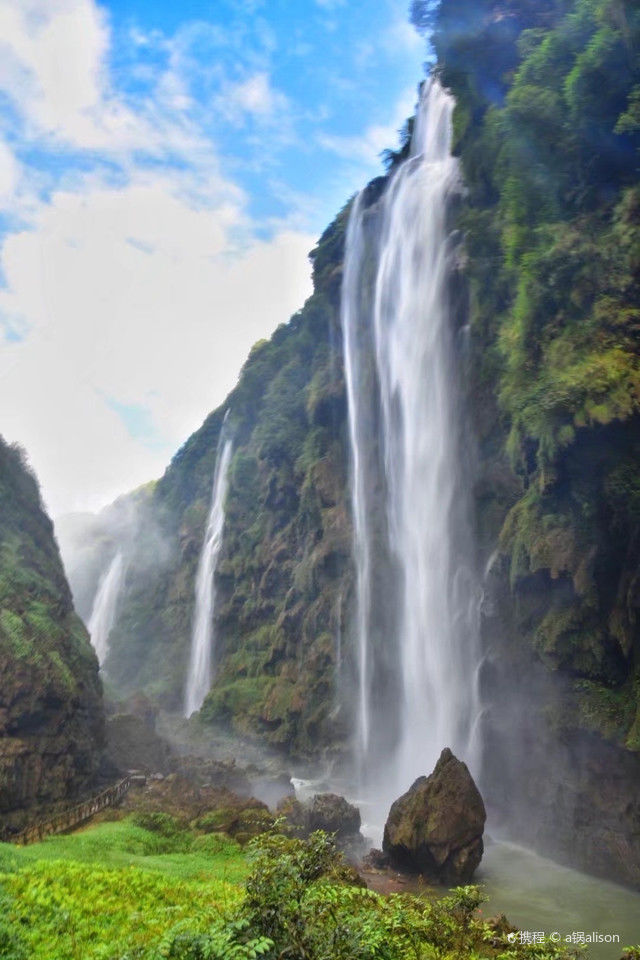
10 775 133 846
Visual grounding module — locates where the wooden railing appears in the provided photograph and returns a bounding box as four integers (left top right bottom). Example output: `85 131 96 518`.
10 775 133 846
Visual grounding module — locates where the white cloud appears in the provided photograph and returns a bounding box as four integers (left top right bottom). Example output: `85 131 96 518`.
0 141 19 204
0 0 315 516
0 0 107 144
0 173 314 516
318 85 417 167
222 72 289 123
383 19 424 57
0 0 206 157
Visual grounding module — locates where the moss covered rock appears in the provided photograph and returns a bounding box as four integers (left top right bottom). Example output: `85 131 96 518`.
0 438 105 834
382 749 486 883
80 208 355 756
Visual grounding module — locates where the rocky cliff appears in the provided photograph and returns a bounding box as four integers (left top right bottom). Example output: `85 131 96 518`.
61 0 640 884
0 437 105 834
71 207 355 755
427 0 640 884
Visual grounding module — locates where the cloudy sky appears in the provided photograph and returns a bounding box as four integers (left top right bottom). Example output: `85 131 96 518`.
0 0 426 516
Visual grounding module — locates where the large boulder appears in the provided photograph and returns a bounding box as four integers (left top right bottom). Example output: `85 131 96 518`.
382 748 486 883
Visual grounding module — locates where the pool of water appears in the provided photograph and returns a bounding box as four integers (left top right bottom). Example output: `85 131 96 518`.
479 839 640 959
292 774 640 958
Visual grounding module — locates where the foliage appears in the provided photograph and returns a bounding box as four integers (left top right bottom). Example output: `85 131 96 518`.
0 438 101 689
0 819 579 960
233 829 572 960
132 812 187 838
0 819 249 884
1 859 238 960
434 0 640 746
0 819 247 960
136 918 273 960
0 436 104 827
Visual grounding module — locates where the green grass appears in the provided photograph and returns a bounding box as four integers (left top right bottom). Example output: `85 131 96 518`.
0 819 249 960
0 820 249 884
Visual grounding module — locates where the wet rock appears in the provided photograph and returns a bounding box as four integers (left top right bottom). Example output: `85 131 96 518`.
308 793 361 837
105 714 174 775
361 848 391 870
276 795 308 836
277 792 361 839
383 748 486 883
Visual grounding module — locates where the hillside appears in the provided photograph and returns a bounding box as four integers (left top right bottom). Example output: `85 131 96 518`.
429 0 640 882
0 438 105 834
83 206 356 755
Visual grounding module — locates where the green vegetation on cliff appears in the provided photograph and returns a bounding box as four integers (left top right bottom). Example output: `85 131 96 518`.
0 437 104 833
104 206 353 753
428 0 640 750
71 0 640 799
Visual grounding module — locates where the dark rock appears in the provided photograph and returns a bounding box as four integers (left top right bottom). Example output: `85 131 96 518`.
0 438 105 837
308 792 361 837
105 714 174 775
277 791 361 839
361 848 391 870
176 756 252 795
383 748 486 883
276 795 308 836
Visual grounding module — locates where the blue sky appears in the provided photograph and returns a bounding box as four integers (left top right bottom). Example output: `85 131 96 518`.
105 0 429 231
0 0 427 515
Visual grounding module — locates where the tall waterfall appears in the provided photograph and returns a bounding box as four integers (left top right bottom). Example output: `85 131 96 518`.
88 551 125 666
184 436 233 717
342 78 479 813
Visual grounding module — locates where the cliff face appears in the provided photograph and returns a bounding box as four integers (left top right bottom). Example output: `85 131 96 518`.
430 0 640 883
95 208 354 755
0 438 105 834
62 0 640 884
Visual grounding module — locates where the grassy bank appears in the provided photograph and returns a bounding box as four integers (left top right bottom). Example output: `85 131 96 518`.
0 817 595 960
0 819 247 959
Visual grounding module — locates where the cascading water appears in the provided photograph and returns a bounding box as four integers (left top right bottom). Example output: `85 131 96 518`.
184 435 233 717
88 551 125 666
342 77 479 819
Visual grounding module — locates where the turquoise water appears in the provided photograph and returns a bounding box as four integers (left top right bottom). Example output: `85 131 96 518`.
479 840 640 959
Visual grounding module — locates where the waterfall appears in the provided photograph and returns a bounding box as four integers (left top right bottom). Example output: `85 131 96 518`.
341 78 479 813
88 551 125 666
184 436 233 717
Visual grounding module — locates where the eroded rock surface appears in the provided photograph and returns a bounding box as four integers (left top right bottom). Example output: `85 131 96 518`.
0 438 105 836
277 791 361 839
383 748 485 883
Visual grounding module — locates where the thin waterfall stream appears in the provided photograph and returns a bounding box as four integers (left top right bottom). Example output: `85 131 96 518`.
184 436 233 717
88 551 125 667
341 77 479 828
